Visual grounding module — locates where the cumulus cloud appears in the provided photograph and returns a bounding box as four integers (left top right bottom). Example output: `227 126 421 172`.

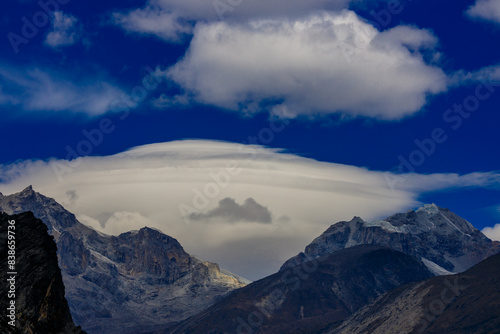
482 223 500 241
112 0 352 41
164 11 447 120
113 2 452 120
189 197 273 223
45 11 81 48
467 0 500 24
0 65 129 115
1 140 499 279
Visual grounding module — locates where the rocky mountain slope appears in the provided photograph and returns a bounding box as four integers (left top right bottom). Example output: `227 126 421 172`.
282 204 500 275
327 251 500 334
0 187 248 333
0 211 85 334
170 245 434 334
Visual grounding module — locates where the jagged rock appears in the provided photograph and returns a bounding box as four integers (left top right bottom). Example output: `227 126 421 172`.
0 211 85 334
0 187 248 334
107 227 192 283
281 204 500 275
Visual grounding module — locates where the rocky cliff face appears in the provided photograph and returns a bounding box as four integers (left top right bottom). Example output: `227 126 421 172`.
328 252 500 334
106 227 192 283
281 204 500 275
0 212 85 334
0 187 248 334
171 245 434 334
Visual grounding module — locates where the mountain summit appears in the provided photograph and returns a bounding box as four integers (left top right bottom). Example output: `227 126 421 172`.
0 187 248 334
281 204 499 275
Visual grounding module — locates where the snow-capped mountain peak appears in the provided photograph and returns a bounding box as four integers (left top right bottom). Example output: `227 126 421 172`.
416 203 440 215
281 204 499 275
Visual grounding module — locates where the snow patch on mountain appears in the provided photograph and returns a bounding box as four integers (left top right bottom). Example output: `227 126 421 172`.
421 257 454 276
416 203 440 216
365 219 408 233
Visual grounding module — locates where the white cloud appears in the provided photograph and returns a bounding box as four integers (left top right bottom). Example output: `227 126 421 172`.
105 211 153 235
482 223 500 241
467 0 500 24
1 140 499 279
45 11 81 48
77 214 104 230
113 2 452 120
450 64 500 86
112 0 352 41
113 7 191 42
164 11 447 120
0 65 129 115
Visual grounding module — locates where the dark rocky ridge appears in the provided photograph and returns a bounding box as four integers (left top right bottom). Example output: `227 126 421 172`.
327 251 500 334
0 187 248 334
0 211 85 334
282 204 500 275
170 245 434 334
102 227 192 283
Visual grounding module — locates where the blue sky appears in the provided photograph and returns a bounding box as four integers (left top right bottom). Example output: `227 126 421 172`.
1 0 500 278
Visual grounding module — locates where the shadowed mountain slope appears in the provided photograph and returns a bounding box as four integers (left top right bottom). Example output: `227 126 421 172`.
0 211 85 334
171 245 433 334
327 251 500 334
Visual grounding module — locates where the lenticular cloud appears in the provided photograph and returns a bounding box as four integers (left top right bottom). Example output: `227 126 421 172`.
1 140 497 278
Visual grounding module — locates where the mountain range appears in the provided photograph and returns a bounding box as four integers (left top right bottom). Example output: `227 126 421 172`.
0 187 247 333
171 203 500 333
170 244 435 334
1 186 499 333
